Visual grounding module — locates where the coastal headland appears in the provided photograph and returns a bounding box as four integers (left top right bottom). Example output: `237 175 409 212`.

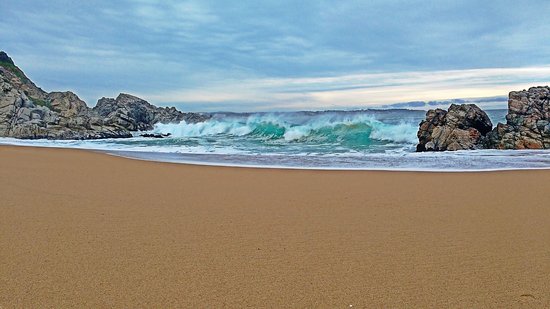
1 145 549 307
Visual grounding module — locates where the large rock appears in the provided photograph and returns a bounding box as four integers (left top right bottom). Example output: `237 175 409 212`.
416 104 493 151
486 86 550 149
0 77 55 139
93 93 210 131
47 91 89 117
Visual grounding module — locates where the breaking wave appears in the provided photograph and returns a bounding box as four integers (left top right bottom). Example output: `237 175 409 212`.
153 112 419 145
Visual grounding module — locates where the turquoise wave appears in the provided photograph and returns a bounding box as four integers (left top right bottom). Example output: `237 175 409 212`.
153 112 420 146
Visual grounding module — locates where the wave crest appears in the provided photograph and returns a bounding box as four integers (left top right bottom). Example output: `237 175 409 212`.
153 112 418 145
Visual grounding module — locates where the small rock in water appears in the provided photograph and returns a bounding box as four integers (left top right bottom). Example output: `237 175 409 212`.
140 133 171 138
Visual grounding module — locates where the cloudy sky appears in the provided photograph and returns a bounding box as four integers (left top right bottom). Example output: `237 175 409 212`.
1 0 549 111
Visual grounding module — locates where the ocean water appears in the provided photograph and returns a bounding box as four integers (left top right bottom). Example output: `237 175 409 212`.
3 109 550 171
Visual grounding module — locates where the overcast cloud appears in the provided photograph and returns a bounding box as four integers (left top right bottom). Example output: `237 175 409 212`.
1 0 549 111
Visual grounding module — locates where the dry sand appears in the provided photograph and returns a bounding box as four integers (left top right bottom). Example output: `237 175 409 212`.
0 145 549 308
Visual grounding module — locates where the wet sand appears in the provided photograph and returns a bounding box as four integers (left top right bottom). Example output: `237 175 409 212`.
0 145 549 308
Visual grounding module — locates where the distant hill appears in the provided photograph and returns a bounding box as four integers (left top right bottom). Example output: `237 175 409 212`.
380 96 508 110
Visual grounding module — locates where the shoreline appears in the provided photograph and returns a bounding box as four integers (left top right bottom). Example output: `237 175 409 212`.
1 145 549 307
108 150 550 173
3 142 550 172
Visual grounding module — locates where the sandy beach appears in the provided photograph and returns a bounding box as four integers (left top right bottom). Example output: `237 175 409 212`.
0 145 549 308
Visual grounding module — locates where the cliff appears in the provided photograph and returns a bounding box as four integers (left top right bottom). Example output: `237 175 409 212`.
0 51 209 139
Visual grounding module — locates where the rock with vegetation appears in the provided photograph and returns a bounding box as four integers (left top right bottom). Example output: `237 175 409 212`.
0 51 47 100
416 104 493 151
0 51 209 140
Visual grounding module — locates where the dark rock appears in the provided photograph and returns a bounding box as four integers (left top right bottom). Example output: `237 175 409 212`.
416 104 493 151
0 51 14 65
140 133 171 138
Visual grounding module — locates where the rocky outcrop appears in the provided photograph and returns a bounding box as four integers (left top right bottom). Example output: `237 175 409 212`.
0 51 209 140
47 91 89 117
0 78 57 139
417 86 550 151
93 93 210 131
486 86 550 149
0 64 131 139
416 104 493 151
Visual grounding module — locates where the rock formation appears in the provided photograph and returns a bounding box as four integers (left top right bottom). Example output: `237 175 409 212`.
486 86 550 149
0 51 209 140
93 93 209 131
417 86 550 151
416 104 493 151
